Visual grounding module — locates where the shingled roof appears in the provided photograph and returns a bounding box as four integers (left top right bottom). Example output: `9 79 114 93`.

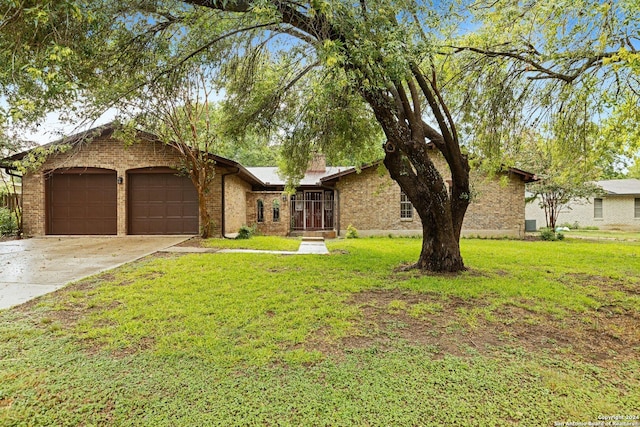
596 179 640 195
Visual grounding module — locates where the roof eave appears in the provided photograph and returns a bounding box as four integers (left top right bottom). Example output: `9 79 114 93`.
507 167 538 183
320 160 383 183
210 155 265 186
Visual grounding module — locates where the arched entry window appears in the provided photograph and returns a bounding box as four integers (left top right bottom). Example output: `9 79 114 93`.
272 199 280 222
257 199 264 223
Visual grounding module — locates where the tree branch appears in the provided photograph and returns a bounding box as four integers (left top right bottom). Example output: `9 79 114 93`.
280 60 320 93
450 45 623 83
185 0 253 13
155 21 279 82
410 62 454 148
393 80 415 128
184 0 328 43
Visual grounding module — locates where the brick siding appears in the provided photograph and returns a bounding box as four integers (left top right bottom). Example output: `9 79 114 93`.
246 192 290 236
335 153 525 237
224 174 252 235
22 135 231 236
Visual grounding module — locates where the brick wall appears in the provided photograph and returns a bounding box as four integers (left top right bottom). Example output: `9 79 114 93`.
464 173 524 236
22 135 230 236
336 153 525 237
224 174 252 235
336 166 419 235
246 191 290 236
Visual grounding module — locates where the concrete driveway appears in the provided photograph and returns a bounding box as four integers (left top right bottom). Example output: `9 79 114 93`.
0 236 190 310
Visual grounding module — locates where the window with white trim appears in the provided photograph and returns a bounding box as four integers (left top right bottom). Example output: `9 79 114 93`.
635 198 640 218
400 190 413 219
594 198 603 219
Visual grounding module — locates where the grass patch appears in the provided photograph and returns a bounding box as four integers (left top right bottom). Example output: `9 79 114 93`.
1 238 639 425
203 236 301 251
564 229 640 241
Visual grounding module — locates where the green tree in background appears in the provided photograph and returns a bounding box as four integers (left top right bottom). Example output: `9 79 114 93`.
519 134 603 231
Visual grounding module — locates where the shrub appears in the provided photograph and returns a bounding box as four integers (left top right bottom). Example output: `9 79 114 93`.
539 228 557 241
0 208 18 236
236 225 255 240
346 224 359 239
540 227 567 241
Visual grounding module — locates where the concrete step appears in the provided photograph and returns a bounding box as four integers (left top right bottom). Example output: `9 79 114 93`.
290 230 336 239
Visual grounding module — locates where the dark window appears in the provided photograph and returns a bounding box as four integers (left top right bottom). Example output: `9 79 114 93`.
273 200 280 222
594 198 603 219
635 198 640 218
294 192 303 211
257 199 264 223
400 190 413 219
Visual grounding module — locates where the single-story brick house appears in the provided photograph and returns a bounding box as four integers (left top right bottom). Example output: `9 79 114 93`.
526 179 640 231
2 123 536 238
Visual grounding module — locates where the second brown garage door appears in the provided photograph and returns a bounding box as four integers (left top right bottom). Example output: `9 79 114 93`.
128 170 199 235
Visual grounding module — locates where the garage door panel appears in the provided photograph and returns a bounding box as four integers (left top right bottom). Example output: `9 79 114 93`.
166 188 186 200
128 173 198 235
47 171 117 235
164 202 197 217
165 205 184 217
149 189 167 200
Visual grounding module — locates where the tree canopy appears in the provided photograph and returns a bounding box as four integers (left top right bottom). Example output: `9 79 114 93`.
1 0 638 271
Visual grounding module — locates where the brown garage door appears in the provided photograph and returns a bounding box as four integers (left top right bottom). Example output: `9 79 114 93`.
47 169 117 235
128 170 198 235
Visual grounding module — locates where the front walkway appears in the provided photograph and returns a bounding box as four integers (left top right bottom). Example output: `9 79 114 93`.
162 237 330 255
296 237 330 254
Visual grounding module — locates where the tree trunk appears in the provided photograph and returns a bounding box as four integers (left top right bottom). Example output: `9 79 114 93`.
384 146 467 272
416 222 465 272
363 82 470 273
198 192 211 238
191 165 213 239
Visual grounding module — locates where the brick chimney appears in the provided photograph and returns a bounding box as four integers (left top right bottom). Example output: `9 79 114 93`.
307 153 326 172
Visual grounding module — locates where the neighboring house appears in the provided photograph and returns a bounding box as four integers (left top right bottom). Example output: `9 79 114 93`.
525 179 640 231
2 123 536 238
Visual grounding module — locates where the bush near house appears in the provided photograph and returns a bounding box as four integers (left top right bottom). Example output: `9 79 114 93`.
236 224 255 239
539 227 565 241
0 207 17 236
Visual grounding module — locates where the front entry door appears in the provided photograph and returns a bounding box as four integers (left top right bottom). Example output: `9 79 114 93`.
305 191 323 230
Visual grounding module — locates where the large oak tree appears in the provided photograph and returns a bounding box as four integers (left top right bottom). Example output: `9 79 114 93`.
2 0 638 271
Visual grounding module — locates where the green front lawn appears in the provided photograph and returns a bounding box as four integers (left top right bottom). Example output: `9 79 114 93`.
1 238 638 425
563 229 640 241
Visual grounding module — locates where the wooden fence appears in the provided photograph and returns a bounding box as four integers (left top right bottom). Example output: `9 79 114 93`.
1 193 21 212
